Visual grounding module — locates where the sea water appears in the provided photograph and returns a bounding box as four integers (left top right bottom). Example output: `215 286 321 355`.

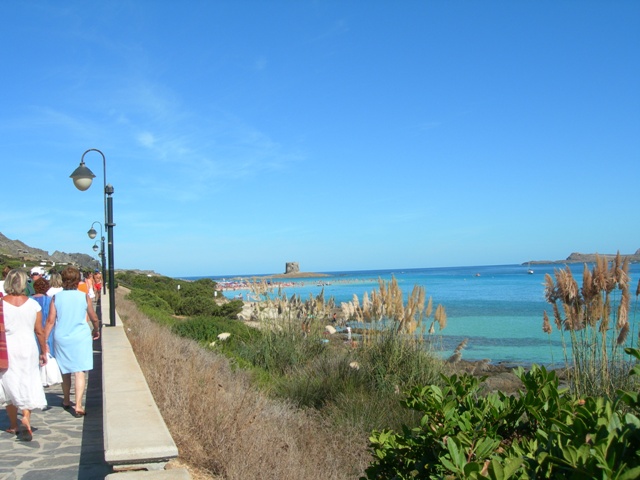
193 263 640 366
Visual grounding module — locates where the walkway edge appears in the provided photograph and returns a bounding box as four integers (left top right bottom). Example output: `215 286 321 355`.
101 290 180 472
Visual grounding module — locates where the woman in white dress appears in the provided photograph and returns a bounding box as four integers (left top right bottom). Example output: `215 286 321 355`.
0 269 47 441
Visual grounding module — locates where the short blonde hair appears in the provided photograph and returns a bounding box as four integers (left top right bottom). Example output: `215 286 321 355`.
4 269 28 296
49 272 63 288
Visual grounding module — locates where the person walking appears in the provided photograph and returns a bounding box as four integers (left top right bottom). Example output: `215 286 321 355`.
0 266 11 295
32 276 55 355
92 270 102 304
0 269 47 441
26 267 45 296
46 271 64 296
44 266 100 417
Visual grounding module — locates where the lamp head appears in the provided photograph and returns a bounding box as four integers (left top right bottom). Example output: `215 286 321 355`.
88 228 97 239
93 243 99 253
70 162 96 191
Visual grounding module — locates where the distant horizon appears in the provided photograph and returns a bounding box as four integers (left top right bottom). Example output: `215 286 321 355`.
3 228 637 279
177 256 640 280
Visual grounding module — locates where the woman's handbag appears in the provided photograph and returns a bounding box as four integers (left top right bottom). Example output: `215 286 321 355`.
40 353 63 386
0 295 8 373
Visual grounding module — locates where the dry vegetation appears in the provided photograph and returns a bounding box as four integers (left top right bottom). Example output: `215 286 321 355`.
543 253 640 397
115 288 371 480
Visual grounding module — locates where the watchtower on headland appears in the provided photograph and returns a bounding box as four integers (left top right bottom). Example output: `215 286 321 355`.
285 262 300 274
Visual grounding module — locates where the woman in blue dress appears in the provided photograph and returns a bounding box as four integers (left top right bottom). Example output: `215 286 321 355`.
32 277 55 355
44 266 100 417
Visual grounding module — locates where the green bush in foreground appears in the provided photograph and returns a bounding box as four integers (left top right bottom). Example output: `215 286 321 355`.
363 348 640 480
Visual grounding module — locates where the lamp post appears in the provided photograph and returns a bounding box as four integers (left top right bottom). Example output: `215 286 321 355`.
88 221 107 295
70 148 116 327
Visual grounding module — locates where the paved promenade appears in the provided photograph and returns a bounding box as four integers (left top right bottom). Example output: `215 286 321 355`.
0 335 112 479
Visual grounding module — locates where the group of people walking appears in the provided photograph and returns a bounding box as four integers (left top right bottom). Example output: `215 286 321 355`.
0 266 101 442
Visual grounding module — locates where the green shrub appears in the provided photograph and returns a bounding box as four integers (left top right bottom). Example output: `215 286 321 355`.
117 271 181 292
172 315 245 343
128 289 172 313
175 296 219 316
362 349 640 480
326 388 424 434
239 325 328 377
216 299 243 317
172 315 221 342
171 314 261 351
354 330 444 395
156 290 181 312
175 296 243 317
178 278 218 298
274 350 359 409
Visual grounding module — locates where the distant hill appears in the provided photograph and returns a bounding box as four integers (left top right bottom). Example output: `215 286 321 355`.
0 232 100 271
527 249 640 265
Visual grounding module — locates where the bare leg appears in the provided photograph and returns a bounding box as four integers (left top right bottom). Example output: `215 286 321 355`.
21 409 31 431
74 371 87 413
62 373 72 406
5 405 18 432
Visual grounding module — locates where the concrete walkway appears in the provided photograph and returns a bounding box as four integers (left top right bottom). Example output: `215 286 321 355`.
0 335 112 479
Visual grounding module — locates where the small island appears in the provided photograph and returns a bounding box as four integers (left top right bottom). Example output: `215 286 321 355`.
265 262 330 279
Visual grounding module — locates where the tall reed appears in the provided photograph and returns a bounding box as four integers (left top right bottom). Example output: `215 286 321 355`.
242 276 448 429
543 253 638 397
338 275 447 351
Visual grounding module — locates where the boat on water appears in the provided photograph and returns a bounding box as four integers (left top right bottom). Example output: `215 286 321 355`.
527 263 534 274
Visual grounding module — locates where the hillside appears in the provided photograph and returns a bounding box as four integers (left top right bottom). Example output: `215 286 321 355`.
527 249 640 265
0 231 100 271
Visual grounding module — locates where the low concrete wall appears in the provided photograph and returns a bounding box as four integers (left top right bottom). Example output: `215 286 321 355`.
100 291 185 475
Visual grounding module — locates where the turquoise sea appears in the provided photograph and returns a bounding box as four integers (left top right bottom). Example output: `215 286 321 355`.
194 263 640 367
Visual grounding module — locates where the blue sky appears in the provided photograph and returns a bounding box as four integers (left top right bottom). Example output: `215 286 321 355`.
1 1 638 277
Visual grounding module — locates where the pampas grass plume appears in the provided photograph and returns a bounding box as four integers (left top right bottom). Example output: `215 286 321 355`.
435 304 447 330
617 322 630 345
542 311 552 334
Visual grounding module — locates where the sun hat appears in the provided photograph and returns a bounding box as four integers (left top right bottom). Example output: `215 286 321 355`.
30 266 46 276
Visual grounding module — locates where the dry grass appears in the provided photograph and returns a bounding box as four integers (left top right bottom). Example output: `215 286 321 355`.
115 289 370 480
543 253 638 397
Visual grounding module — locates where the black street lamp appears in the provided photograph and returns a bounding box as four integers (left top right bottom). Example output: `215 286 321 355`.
70 148 116 327
88 221 107 295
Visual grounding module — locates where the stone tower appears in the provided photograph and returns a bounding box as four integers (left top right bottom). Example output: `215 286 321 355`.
285 262 300 274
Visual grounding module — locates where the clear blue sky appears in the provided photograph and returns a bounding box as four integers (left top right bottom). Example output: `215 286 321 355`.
1 1 638 277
